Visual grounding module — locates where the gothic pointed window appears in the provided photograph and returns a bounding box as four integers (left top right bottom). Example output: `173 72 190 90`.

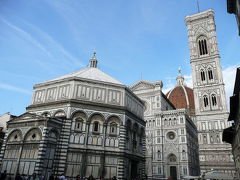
208 69 213 80
211 94 217 106
204 39 208 54
182 150 186 160
180 117 184 123
203 135 207 144
157 150 161 159
216 135 220 143
203 95 209 107
198 40 203 55
198 36 208 56
200 70 206 81
164 119 167 125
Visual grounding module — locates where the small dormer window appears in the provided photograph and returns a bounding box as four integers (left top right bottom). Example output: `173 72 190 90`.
110 122 117 135
93 121 99 132
75 118 83 131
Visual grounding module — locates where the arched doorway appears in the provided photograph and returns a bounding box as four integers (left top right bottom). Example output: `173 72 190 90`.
168 154 177 180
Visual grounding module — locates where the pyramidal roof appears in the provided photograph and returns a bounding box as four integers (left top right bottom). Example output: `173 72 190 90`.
45 67 123 85
40 52 123 86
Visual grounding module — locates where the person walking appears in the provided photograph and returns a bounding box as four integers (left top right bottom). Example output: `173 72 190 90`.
76 175 80 180
29 173 39 180
0 170 7 180
48 174 54 180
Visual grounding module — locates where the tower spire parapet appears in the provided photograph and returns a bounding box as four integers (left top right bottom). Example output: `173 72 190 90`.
176 67 185 86
89 51 98 68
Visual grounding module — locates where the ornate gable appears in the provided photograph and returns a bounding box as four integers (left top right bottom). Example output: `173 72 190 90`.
195 26 208 37
130 80 155 91
11 112 43 122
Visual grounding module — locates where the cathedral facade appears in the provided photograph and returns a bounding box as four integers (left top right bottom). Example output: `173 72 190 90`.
0 7 236 180
185 9 235 176
0 54 146 180
130 78 200 180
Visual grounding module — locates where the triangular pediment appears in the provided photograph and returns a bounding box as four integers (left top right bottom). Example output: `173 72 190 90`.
13 112 43 121
194 26 208 37
130 80 155 91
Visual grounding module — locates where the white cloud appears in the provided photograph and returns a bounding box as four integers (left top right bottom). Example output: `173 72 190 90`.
222 65 239 106
162 74 193 94
0 16 52 57
20 19 83 67
0 16 83 71
162 65 239 107
0 82 31 95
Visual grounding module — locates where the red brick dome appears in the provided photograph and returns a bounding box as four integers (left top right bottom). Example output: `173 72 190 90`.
166 85 195 109
166 71 195 110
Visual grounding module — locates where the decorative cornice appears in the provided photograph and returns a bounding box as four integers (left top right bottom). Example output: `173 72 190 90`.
185 9 214 25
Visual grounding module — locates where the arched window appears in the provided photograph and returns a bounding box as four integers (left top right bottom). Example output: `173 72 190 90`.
211 94 217 106
210 135 214 143
93 121 99 132
157 150 161 159
173 118 176 125
200 70 206 81
208 69 213 80
110 122 117 135
54 110 66 117
203 135 207 144
216 135 220 143
182 150 186 160
75 118 83 131
198 36 208 56
180 117 184 123
203 95 209 107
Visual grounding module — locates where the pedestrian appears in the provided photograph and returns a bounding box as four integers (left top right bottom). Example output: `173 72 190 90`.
111 176 117 180
76 175 80 180
48 175 54 180
87 175 94 180
39 174 44 180
20 174 27 180
0 170 7 180
15 173 22 180
58 174 67 180
29 173 39 180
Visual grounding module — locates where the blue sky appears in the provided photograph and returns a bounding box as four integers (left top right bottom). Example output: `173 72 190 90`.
0 0 239 115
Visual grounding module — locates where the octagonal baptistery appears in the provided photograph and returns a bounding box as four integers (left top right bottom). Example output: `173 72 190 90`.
1 53 146 180
166 71 195 117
